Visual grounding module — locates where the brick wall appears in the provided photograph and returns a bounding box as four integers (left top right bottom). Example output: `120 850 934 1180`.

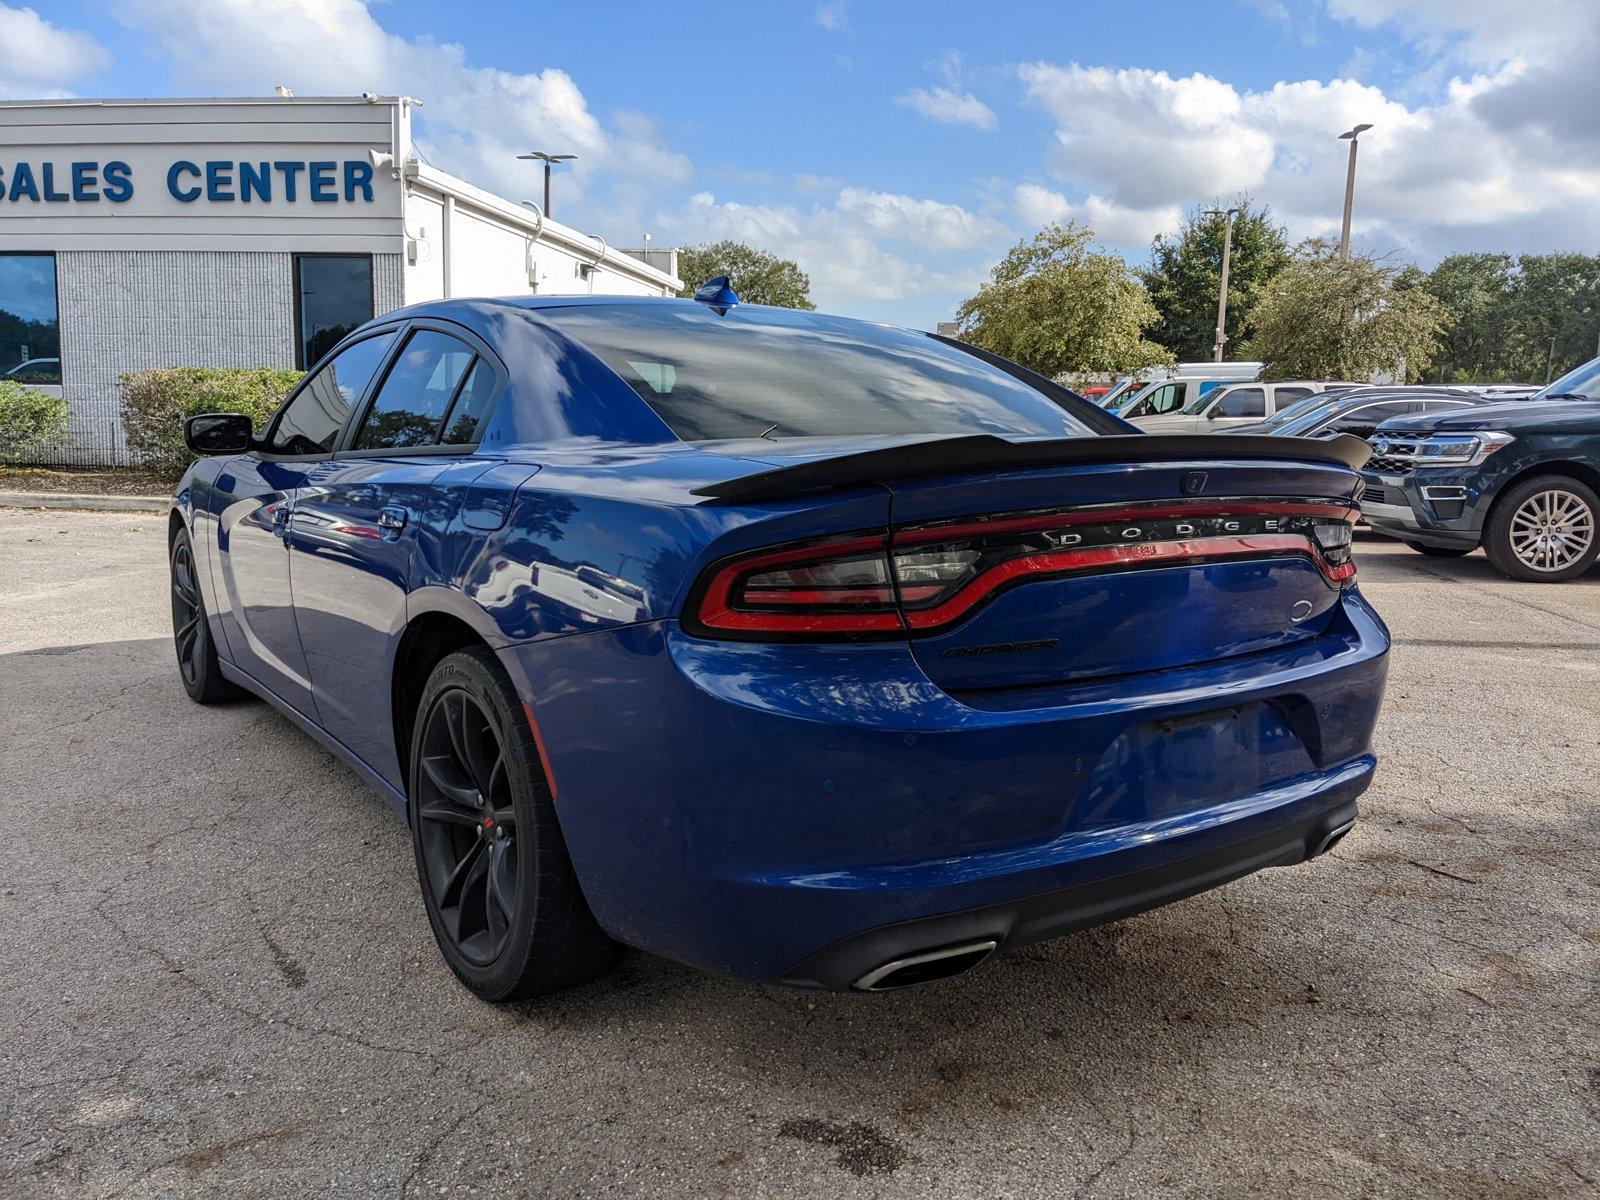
19 249 404 467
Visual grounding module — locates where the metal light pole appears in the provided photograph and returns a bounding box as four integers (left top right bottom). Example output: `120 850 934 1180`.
1203 206 1241 363
517 151 576 218
1337 123 1372 260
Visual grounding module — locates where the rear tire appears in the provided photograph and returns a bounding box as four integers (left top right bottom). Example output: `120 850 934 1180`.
1484 476 1600 582
408 647 618 1001
1402 541 1472 559
170 528 244 704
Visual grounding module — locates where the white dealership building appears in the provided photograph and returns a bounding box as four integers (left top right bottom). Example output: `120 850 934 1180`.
0 95 681 465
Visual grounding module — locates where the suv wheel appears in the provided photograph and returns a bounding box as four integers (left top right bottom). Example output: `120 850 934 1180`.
1484 476 1599 582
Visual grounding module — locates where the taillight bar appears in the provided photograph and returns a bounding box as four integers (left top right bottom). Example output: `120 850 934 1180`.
685 498 1358 641
899 533 1354 631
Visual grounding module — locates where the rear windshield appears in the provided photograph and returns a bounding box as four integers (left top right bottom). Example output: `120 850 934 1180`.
538 304 1093 442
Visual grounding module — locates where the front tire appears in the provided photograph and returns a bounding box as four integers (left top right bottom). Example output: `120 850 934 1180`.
170 528 243 704
408 647 618 1001
1403 541 1472 559
1484 476 1599 582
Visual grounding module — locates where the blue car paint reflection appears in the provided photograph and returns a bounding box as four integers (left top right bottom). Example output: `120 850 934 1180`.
174 295 1388 989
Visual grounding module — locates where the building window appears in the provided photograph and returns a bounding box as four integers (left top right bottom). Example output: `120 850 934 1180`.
0 253 62 384
294 255 374 369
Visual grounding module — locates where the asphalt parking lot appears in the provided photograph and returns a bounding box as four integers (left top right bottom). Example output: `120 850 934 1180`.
2 507 1596 1198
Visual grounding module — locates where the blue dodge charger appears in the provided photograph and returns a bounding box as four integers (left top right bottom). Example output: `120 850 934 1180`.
170 284 1389 999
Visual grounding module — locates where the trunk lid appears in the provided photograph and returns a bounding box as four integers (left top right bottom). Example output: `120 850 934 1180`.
883 456 1359 692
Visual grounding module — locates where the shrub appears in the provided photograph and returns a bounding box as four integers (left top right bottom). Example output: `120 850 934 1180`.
120 367 303 474
0 380 71 460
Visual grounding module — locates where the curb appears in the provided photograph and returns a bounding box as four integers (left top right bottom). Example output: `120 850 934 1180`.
0 491 169 513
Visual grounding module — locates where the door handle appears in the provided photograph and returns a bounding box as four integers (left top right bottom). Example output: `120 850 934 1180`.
271 503 291 539
378 506 408 532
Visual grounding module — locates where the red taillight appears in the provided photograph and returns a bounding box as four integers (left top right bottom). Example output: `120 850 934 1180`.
685 500 1358 641
692 533 904 636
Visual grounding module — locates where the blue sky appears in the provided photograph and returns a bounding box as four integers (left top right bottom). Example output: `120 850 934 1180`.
9 1 1600 329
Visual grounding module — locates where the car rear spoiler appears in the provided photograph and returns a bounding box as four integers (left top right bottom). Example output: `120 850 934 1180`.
691 433 1372 504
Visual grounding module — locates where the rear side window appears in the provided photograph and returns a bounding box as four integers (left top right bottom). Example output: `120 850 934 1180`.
441 359 498 444
1215 387 1266 418
1274 386 1315 406
268 331 396 455
539 305 1090 442
356 330 476 449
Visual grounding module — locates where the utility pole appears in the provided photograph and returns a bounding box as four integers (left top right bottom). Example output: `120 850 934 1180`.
516 151 577 219
1203 206 1241 363
1337 124 1372 260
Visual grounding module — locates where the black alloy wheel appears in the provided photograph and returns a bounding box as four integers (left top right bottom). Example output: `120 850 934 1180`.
171 539 204 687
408 647 617 1000
415 688 520 966
169 529 242 703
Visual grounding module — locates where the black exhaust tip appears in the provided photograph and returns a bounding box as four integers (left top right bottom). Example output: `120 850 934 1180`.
853 940 998 991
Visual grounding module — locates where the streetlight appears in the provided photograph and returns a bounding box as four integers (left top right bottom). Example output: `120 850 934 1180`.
517 151 576 218
1203 206 1242 363
1337 123 1373 260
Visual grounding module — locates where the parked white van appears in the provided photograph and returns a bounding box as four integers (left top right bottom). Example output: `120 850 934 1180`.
1110 362 1263 420
1129 380 1350 434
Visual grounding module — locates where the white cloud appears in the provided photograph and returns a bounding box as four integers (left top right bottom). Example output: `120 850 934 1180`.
836 187 1008 251
118 0 691 212
0 4 111 98
654 188 1000 307
813 2 847 32
1020 64 1276 210
1018 17 1600 260
1012 184 1180 246
896 86 998 131
1322 0 1600 164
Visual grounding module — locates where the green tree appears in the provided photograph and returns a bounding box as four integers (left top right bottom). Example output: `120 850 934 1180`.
955 222 1170 378
1421 253 1517 383
1242 240 1448 382
1140 200 1291 361
1501 253 1600 384
675 241 815 309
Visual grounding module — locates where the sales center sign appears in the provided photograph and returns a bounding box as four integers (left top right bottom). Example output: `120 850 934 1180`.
0 158 379 205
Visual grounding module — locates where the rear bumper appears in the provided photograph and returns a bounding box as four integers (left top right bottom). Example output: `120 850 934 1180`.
498 592 1389 985
780 785 1362 990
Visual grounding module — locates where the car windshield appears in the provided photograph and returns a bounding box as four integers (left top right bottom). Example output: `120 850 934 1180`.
1273 399 1366 437
1106 379 1163 411
540 304 1094 442
1263 392 1336 427
1181 384 1235 415
1096 378 1135 407
1534 356 1600 402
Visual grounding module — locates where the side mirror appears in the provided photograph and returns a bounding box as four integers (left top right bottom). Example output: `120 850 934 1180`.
1206 408 1222 420
184 413 253 456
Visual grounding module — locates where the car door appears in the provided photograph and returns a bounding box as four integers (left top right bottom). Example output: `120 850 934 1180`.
1316 399 1417 439
212 329 399 715
1202 385 1268 431
1127 382 1189 427
287 322 506 786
